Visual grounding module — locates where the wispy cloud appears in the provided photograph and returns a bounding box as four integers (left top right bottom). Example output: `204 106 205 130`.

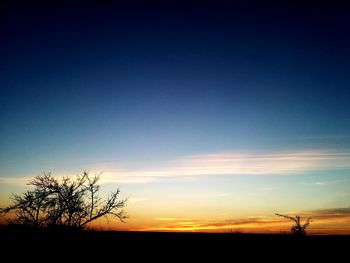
309 207 350 218
102 149 350 182
0 176 34 186
314 181 327 186
2 149 350 185
134 217 286 232
172 150 350 176
154 217 195 221
301 178 350 187
276 207 350 219
134 208 350 233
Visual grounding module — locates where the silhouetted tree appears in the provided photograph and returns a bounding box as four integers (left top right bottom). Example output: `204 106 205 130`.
0 172 127 229
275 213 311 236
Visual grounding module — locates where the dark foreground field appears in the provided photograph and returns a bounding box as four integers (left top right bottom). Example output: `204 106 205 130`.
1 226 348 260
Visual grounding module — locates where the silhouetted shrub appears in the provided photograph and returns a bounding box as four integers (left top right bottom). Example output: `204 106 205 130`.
275 213 311 236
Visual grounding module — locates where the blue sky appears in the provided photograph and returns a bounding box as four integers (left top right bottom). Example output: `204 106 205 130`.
1 0 350 232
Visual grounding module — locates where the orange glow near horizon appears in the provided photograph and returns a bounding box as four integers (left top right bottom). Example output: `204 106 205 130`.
1 151 349 236
2 207 350 235
83 213 350 235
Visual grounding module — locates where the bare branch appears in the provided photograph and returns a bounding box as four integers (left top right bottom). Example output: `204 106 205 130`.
275 213 312 235
0 171 128 230
275 213 298 223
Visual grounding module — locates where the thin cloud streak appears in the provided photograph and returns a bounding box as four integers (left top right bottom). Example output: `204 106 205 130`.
101 149 350 183
133 208 350 233
277 207 350 220
135 218 284 232
0 176 35 186
307 207 350 218
1 149 350 185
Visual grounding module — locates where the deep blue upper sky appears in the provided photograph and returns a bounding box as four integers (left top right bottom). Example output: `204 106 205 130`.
1 0 350 175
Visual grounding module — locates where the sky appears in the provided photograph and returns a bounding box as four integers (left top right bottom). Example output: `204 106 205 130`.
1 0 350 233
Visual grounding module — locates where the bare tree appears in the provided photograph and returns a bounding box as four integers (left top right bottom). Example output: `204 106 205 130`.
0 172 127 230
275 213 311 236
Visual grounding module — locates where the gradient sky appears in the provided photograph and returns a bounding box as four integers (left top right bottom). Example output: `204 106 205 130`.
1 0 350 233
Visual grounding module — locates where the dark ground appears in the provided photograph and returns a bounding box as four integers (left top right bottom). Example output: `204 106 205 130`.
1 226 348 260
